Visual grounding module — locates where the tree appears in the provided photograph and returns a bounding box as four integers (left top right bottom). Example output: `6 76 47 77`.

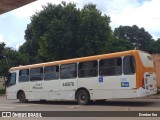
114 25 153 51
106 38 134 53
149 38 160 54
0 46 31 77
0 42 7 77
0 42 5 54
20 2 112 62
77 4 111 57
38 2 81 61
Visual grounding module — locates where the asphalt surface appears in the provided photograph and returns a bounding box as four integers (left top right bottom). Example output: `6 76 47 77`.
0 94 160 120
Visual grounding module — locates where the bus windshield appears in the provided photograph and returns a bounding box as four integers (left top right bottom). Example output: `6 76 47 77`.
6 72 16 87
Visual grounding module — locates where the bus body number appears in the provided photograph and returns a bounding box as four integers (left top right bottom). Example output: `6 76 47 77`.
63 82 74 86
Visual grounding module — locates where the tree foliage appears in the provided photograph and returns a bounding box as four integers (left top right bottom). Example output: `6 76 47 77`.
149 38 160 54
77 4 111 57
0 42 5 53
114 25 153 51
19 2 112 62
1 2 160 78
0 43 30 77
106 38 134 53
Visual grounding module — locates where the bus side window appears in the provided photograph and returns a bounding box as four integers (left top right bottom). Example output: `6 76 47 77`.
78 61 98 78
19 69 29 82
99 58 122 76
30 67 43 81
123 56 135 75
60 63 77 79
44 66 59 80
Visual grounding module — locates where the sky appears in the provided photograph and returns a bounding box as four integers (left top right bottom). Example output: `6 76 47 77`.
0 0 160 50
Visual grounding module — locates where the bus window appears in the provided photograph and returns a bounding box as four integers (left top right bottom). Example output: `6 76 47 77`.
99 58 122 76
123 56 135 75
44 66 59 80
19 69 29 82
30 67 43 81
60 63 77 79
78 61 98 78
7 73 16 87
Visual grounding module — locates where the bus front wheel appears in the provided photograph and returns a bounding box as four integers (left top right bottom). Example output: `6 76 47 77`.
18 91 28 103
76 89 90 105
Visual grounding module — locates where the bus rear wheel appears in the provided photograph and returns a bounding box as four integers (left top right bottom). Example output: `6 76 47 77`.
18 91 28 103
76 89 90 105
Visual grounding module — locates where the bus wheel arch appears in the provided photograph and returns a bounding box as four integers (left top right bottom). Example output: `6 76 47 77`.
17 90 28 103
75 88 90 105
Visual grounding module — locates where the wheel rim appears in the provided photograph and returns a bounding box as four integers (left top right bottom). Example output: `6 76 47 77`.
77 90 89 105
78 91 88 104
80 93 86 101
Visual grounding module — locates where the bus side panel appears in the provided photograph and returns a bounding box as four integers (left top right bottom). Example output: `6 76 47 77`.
17 82 30 99
43 80 59 100
6 88 17 100
59 78 78 100
29 80 44 100
78 74 136 100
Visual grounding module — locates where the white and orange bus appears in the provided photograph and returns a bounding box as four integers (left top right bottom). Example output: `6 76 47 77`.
6 50 157 105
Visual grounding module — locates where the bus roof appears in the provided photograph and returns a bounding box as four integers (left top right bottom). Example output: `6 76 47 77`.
9 50 139 71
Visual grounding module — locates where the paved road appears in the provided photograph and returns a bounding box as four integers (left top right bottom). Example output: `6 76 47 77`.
0 95 160 120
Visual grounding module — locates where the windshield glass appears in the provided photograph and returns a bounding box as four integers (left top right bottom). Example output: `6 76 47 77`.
6 72 16 87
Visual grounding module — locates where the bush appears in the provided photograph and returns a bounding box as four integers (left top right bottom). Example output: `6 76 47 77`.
0 89 5 94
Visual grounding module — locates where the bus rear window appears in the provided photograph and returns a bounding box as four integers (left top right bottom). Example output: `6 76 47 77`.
138 51 154 68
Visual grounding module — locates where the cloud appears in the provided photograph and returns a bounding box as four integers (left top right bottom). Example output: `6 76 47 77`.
11 0 84 19
0 34 4 43
16 43 23 50
104 0 160 39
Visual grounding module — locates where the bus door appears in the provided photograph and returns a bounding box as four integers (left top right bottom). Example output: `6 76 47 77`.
43 65 59 100
29 68 44 99
144 72 157 95
59 63 77 100
6 72 17 99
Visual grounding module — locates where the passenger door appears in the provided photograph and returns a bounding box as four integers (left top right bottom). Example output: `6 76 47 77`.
43 65 59 100
29 67 44 100
6 72 17 99
59 63 77 100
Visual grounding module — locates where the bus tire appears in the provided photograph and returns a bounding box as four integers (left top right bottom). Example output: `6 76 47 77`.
76 89 90 105
18 91 28 103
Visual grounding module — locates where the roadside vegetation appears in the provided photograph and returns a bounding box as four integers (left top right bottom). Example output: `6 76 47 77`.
0 2 160 78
